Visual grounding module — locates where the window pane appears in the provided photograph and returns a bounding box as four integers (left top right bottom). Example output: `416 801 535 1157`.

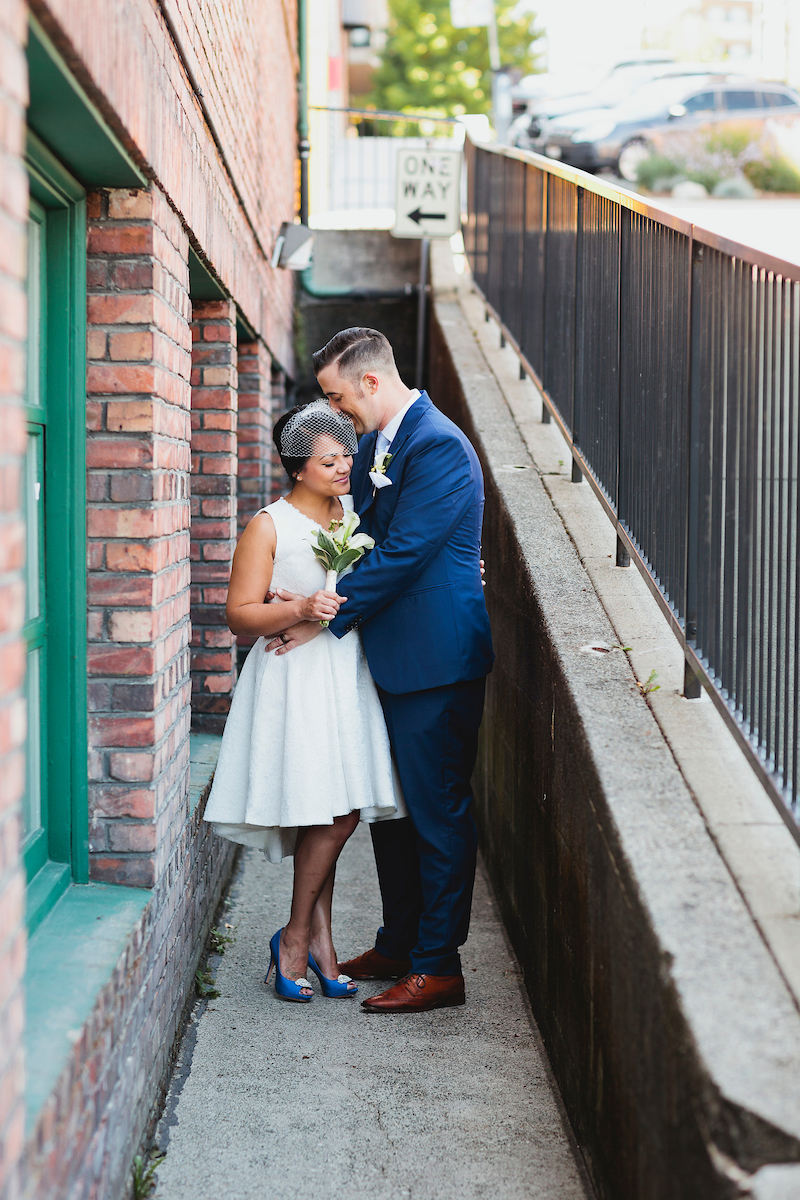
683 92 717 114
24 429 43 623
23 647 43 841
723 91 760 110
764 92 798 108
26 209 44 412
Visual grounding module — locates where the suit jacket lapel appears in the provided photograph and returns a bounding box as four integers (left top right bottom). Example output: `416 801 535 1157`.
353 430 378 515
354 395 432 515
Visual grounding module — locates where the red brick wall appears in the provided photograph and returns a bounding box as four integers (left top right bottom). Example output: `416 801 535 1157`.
86 186 192 888
35 0 297 372
164 0 298 272
270 367 292 504
190 301 237 731
0 2 29 1195
12 3 299 1196
21 803 236 1200
236 340 273 537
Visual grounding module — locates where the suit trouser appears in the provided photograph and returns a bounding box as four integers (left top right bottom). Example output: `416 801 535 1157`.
371 677 486 977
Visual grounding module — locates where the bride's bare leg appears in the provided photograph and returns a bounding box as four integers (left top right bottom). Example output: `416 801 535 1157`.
280 812 359 988
308 866 352 984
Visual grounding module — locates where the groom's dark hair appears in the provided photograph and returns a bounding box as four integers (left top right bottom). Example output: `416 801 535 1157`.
312 328 397 382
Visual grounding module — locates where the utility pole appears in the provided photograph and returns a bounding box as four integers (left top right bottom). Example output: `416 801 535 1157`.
450 1 512 142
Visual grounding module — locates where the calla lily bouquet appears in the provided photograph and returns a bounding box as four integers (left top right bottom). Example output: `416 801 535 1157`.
308 510 375 626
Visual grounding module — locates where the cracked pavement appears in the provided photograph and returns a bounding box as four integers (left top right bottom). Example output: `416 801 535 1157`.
153 824 591 1200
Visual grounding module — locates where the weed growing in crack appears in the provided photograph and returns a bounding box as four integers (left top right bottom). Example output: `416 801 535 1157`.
637 669 660 696
195 968 220 999
131 1152 165 1200
209 924 234 955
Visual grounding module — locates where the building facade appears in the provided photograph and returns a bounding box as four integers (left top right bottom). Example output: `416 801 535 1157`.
0 1 298 1195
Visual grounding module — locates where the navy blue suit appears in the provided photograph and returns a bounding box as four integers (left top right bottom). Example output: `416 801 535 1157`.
329 392 493 975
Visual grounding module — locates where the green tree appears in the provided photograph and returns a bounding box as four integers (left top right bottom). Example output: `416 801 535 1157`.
370 1 541 117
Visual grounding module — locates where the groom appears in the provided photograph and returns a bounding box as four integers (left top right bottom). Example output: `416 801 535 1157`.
269 327 493 1012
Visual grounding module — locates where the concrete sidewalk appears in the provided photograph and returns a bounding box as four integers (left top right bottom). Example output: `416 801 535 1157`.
153 824 591 1200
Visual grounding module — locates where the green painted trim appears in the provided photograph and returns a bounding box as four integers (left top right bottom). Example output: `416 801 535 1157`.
236 307 257 346
189 246 228 301
23 827 48 887
44 195 89 880
26 130 85 208
26 15 145 188
24 139 89 915
24 881 151 1132
188 732 222 815
25 859 70 937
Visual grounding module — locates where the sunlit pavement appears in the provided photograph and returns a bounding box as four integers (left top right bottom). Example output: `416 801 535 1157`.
599 174 800 266
152 824 591 1200
651 197 800 266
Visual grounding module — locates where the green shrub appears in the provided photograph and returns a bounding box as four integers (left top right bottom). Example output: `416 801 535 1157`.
636 126 800 195
636 154 681 191
704 125 753 158
745 156 800 193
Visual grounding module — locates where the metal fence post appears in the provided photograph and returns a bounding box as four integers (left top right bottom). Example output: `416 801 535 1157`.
541 173 551 424
684 240 703 699
571 186 583 482
616 209 629 567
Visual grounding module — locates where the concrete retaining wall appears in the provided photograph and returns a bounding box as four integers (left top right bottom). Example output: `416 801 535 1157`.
296 231 421 402
429 271 800 1200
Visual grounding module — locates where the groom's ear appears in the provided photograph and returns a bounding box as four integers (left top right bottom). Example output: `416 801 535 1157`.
362 372 380 395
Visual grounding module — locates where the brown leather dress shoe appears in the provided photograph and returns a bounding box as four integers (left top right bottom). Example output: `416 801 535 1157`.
361 972 465 1013
337 948 411 980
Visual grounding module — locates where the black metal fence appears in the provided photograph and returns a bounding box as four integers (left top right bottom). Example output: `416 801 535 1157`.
464 138 800 837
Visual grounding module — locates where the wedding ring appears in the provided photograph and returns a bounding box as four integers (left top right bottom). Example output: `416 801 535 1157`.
279 634 288 645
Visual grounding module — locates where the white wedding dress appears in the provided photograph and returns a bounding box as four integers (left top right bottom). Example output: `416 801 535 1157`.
203 495 405 863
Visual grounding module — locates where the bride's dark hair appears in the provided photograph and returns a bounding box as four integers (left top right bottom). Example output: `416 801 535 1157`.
272 401 353 481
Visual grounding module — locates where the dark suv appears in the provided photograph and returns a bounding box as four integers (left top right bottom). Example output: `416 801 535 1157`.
540 77 800 180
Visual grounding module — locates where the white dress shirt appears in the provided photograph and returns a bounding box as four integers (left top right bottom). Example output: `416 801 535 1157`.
375 388 421 461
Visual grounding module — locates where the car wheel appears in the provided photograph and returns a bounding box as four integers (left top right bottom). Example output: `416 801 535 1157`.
618 139 650 183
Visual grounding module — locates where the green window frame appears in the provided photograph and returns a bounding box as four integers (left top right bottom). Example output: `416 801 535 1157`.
23 132 88 933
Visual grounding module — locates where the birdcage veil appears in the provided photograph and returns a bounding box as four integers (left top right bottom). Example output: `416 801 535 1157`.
279 399 358 458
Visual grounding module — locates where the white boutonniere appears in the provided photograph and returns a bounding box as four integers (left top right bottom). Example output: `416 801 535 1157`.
369 451 393 491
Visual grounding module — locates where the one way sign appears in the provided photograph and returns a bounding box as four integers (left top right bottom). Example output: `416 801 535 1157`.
393 147 462 239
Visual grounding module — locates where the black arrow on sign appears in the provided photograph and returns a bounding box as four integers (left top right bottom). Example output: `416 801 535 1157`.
407 208 447 224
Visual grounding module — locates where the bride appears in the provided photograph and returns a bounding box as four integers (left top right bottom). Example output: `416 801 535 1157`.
203 400 404 1002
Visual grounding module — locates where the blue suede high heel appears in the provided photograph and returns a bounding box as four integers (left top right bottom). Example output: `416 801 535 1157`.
264 929 314 1003
307 952 358 998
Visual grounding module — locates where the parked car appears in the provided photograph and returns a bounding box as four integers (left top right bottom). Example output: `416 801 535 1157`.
509 57 719 150
540 77 800 179
510 71 583 118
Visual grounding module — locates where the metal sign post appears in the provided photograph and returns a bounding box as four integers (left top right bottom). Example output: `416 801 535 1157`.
415 237 430 389
393 146 462 388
